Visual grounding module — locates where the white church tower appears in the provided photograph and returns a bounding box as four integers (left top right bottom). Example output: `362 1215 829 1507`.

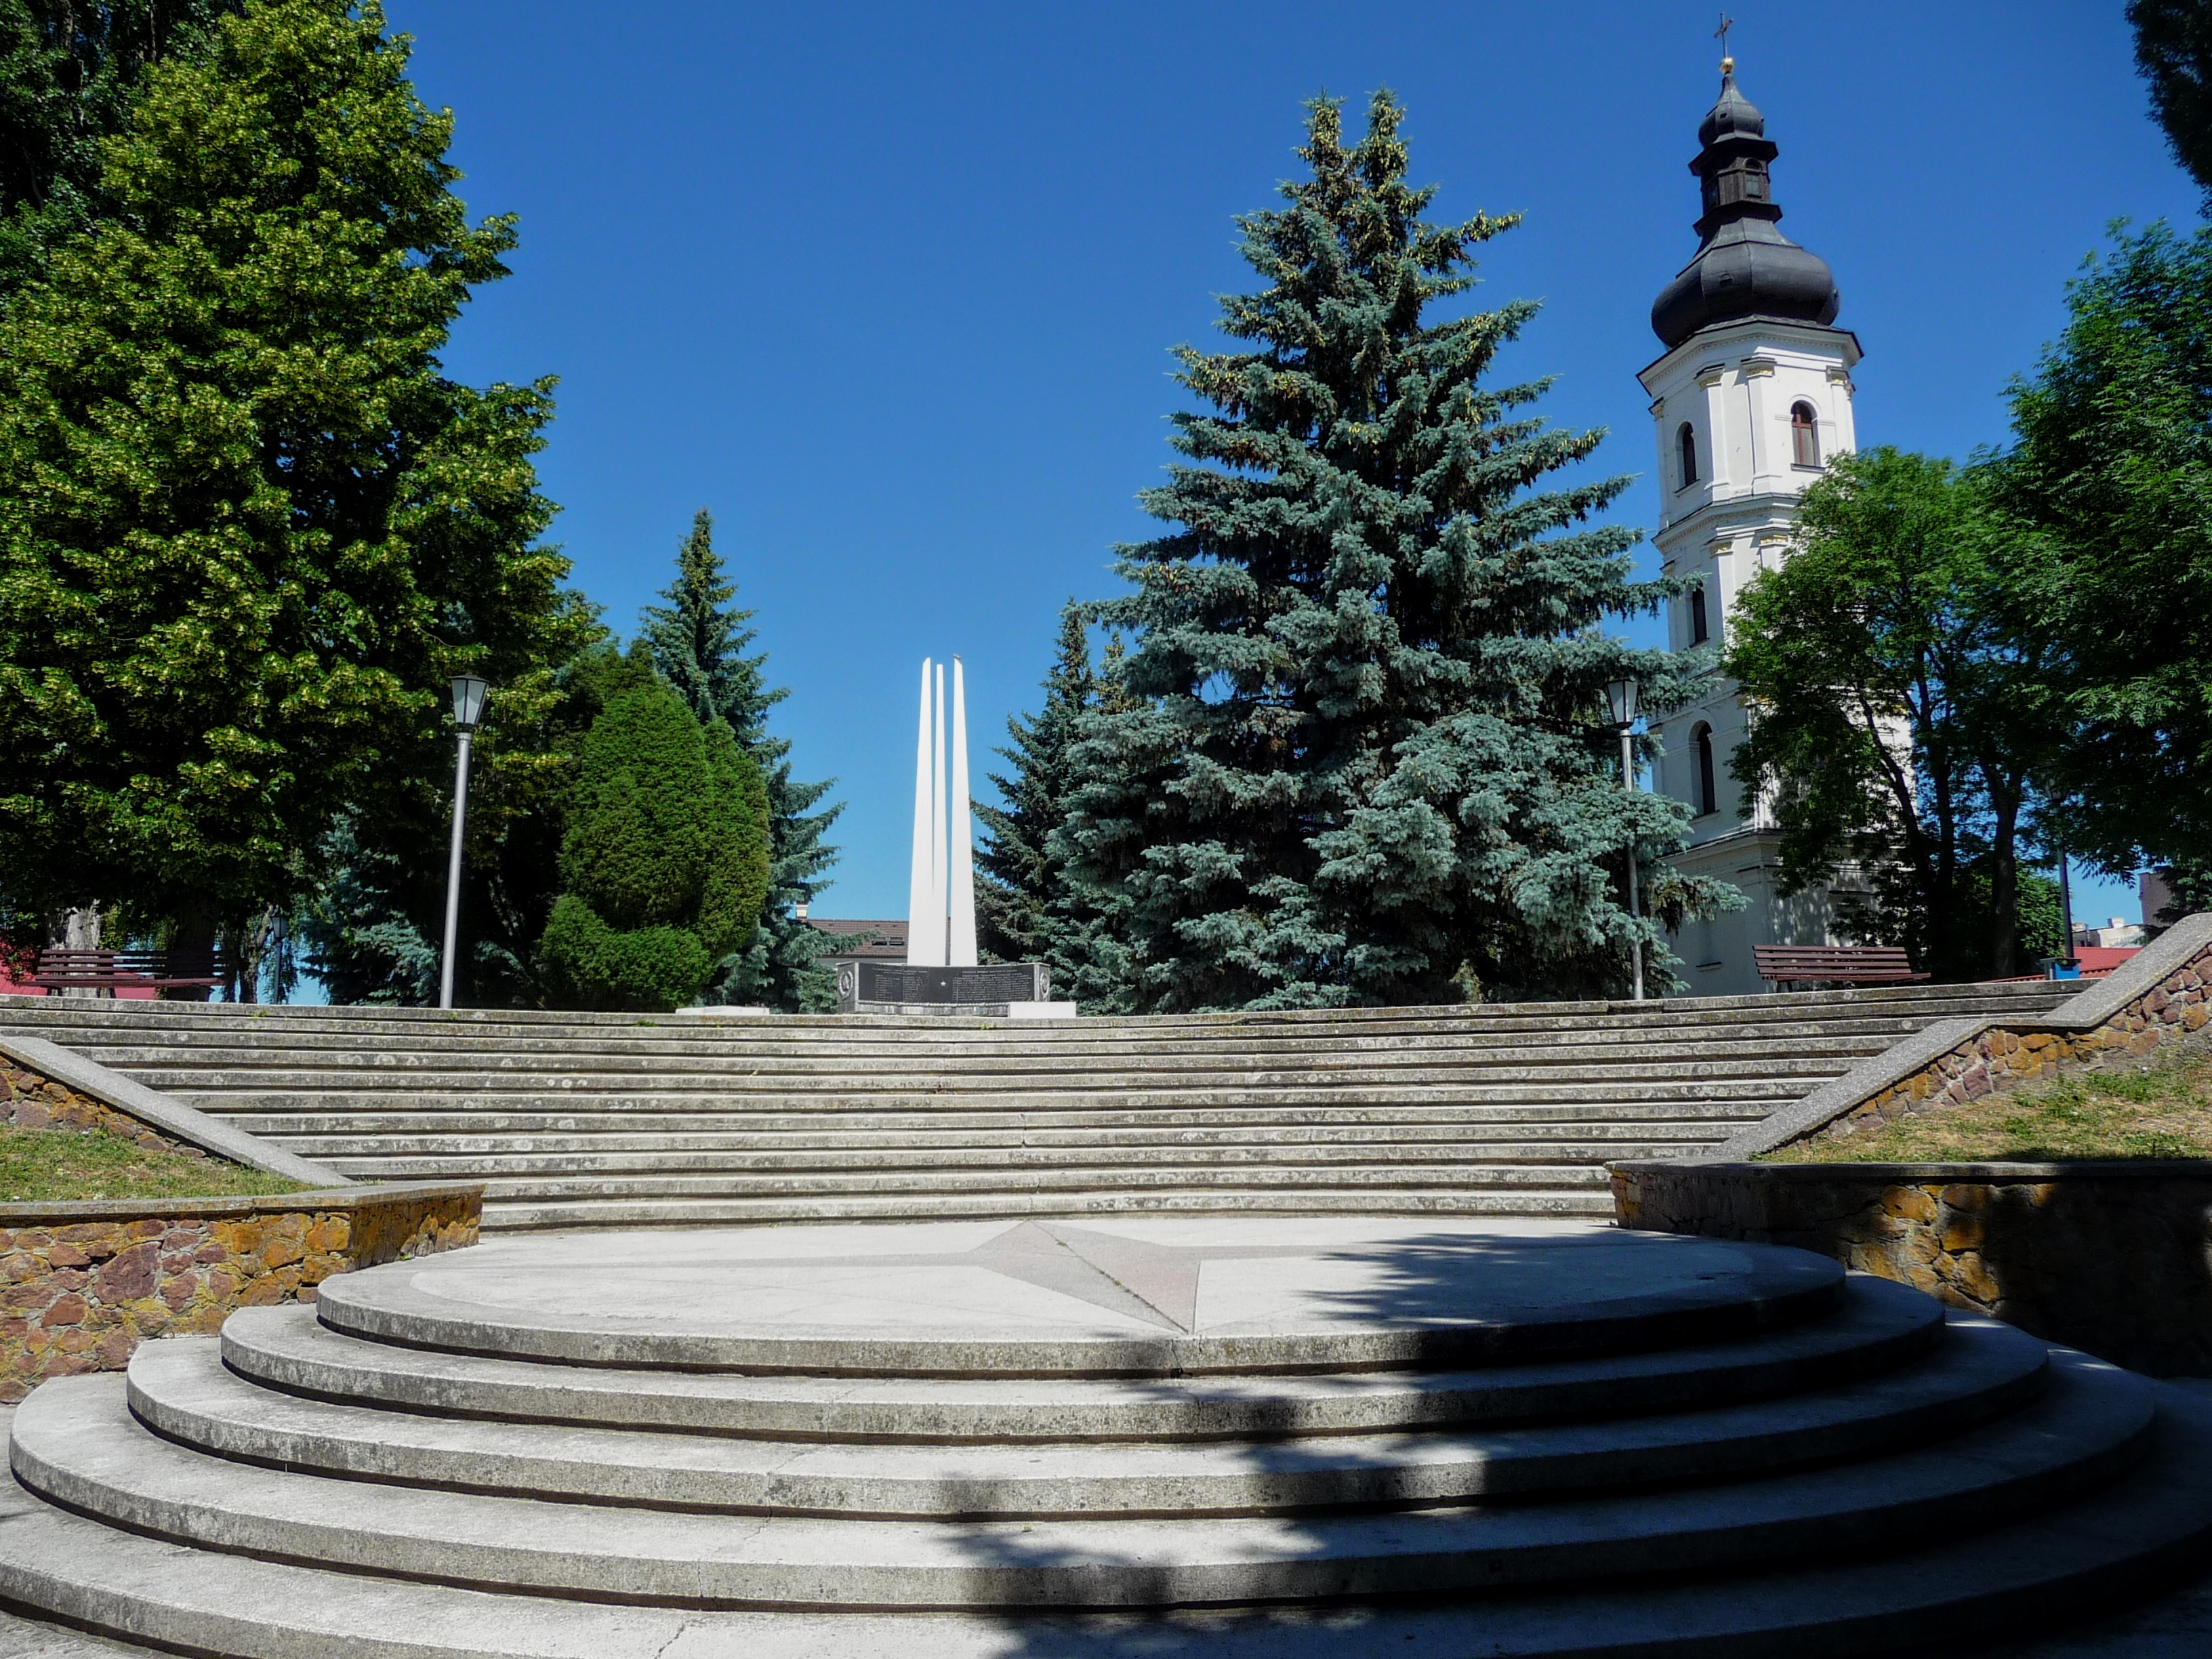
1640 58 1864 995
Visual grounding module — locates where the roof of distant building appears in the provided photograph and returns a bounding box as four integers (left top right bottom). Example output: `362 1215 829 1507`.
811 918 907 960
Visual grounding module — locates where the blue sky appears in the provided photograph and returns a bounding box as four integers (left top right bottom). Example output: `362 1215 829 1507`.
385 0 2190 928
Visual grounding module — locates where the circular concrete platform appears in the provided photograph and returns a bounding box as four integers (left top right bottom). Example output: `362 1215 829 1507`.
310 1216 1845 1374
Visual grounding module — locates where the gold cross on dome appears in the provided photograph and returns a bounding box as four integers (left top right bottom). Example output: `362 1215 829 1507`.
1715 13 1734 65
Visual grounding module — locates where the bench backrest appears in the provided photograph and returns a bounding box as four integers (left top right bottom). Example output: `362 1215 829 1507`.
1752 944 1917 979
34 947 232 983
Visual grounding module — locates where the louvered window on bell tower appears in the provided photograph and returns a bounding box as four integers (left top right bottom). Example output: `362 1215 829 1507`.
1693 724 1718 817
1689 583 1709 645
1790 403 1820 467
1677 422 1698 487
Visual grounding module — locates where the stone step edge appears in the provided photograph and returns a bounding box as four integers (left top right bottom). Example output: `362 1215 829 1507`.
123 1321 2048 1519
214 1278 1946 1443
2 1356 2154 1609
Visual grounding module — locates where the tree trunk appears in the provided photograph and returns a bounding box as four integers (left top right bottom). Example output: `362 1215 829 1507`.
1988 791 2022 979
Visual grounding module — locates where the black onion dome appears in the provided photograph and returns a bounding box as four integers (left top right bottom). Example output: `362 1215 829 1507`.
1652 63 1839 350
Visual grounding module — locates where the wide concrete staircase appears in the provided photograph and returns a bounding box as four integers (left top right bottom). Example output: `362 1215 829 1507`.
0 981 2074 1229
0 1218 2207 1656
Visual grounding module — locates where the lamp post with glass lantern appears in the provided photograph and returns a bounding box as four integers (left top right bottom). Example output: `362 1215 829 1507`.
438 675 489 1011
1605 678 1645 1002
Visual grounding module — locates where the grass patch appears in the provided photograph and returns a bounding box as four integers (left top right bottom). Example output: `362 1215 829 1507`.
1765 1048 2212 1164
0 1121 310 1203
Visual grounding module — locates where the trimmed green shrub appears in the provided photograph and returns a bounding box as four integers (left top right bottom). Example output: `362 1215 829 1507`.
539 681 769 1010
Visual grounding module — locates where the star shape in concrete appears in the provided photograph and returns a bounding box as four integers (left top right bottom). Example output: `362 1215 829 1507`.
787 1222 1319 1333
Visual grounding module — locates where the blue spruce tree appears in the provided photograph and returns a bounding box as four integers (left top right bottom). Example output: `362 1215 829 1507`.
640 510 845 1010
1058 91 1732 1010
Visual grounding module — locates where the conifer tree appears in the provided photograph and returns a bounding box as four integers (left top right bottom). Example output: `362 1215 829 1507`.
539 680 769 1012
639 509 844 1010
976 602 1093 966
1058 91 1728 1011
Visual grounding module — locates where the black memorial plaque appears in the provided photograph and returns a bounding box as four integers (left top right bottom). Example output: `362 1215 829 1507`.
838 960 1050 1011
855 962 1046 1005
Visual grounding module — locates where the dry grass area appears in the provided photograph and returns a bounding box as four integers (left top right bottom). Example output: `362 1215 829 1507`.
0 1122 309 1203
1767 1048 2212 1164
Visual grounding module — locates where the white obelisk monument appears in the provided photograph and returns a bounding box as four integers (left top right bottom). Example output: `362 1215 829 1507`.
906 656 977 967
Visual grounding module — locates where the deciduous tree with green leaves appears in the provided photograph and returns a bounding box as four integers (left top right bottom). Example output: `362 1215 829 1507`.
1057 91 1727 1011
0 0 579 962
639 509 844 1010
1994 220 2212 915
0 0 244 295
1726 447 2057 979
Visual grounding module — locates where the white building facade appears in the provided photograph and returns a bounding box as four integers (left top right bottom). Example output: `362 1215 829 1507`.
1641 62 1865 994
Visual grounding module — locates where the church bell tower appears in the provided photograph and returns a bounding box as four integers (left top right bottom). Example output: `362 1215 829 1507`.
1639 56 1862 994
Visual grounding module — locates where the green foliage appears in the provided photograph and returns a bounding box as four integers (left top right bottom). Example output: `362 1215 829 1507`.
638 509 844 1010
0 0 578 952
0 0 243 295
976 603 1118 993
537 896 710 1015
539 680 769 1012
1995 221 2212 888
1726 449 2057 980
2131 0 2212 203
1057 91 1729 1012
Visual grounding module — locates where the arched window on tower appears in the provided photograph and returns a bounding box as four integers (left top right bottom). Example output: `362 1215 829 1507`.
1689 582 1709 646
1693 723 1718 817
1790 403 1820 468
1677 422 1698 487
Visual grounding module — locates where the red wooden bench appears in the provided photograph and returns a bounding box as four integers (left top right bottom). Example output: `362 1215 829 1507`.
33 948 233 998
1753 944 1929 990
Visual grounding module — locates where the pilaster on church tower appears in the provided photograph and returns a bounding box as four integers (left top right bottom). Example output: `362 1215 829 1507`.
1637 56 1864 995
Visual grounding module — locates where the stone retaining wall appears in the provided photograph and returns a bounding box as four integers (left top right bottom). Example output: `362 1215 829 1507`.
1723 915 2212 1158
1610 1158 2212 1376
1807 959 2209 1152
0 1057 205 1161
0 1183 478 1401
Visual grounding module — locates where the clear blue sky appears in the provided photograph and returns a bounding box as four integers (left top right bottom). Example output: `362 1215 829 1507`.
384 0 2190 928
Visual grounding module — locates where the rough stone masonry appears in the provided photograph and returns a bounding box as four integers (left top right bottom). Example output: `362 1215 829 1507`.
0 1050 479 1399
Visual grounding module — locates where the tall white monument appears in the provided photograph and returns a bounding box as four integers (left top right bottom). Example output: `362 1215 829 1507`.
906 657 978 968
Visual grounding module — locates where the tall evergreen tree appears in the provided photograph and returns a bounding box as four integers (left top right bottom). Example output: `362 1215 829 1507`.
976 602 1094 972
1057 91 1728 1012
639 508 844 1010
0 0 578 960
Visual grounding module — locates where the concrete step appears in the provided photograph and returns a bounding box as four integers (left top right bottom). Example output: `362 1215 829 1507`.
0 977 2073 1036
218 1276 1946 1441
201 1099 1785 1135
445 1164 1622 1203
5 1353 2150 1608
264 1127 1741 1161
478 1189 1623 1227
37 1016 1969 1067
128 1319 2047 1517
186 1084 1801 1118
104 1054 1879 1092
0 1393 2199 1657
289 1141 1719 1179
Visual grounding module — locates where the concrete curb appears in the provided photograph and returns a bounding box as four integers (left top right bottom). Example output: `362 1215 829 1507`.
1713 915 2212 1161
0 1033 350 1188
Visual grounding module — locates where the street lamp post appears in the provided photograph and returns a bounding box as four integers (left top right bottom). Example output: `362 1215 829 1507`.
1605 678 1645 1002
438 675 490 1011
